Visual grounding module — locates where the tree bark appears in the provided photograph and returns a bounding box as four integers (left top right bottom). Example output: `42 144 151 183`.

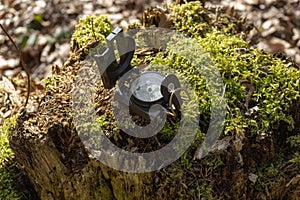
9 56 154 199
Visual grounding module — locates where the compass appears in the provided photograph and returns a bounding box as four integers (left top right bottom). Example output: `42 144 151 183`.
94 27 182 120
130 71 164 107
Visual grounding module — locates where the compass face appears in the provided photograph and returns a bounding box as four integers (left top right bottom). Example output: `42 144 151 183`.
130 71 164 103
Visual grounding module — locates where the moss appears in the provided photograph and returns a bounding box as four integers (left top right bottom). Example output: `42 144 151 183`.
170 1 253 37
157 162 215 199
71 15 112 50
287 135 300 165
288 135 300 147
170 1 210 37
42 75 62 91
96 116 110 131
0 163 21 200
139 2 300 198
0 115 21 200
128 22 142 30
1 115 17 165
67 1 299 199
148 31 300 138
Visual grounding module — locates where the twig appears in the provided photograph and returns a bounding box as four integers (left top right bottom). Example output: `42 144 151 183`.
0 23 30 108
91 18 98 42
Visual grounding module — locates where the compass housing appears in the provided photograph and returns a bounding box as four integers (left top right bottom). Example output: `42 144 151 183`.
94 27 182 120
130 71 165 108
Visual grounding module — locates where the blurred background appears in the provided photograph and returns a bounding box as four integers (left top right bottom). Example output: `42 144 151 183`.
0 0 299 83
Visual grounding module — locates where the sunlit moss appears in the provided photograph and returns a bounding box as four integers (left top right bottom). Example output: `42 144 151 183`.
149 31 300 137
71 15 112 50
69 1 300 198
170 1 210 37
42 75 62 91
1 115 17 166
0 115 20 200
144 2 300 198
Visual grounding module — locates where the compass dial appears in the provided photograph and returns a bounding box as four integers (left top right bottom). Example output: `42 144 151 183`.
130 71 164 103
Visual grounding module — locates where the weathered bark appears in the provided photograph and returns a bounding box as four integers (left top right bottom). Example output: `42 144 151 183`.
9 53 154 199
10 126 152 199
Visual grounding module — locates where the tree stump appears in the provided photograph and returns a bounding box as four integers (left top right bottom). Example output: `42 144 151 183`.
9 2 300 199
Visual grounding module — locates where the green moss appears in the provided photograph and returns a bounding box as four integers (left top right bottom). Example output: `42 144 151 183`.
148 31 300 137
128 22 142 30
170 1 253 37
1 115 17 166
143 3 300 197
0 115 21 200
0 163 21 200
42 75 62 91
71 15 112 49
130 54 142 67
96 116 110 130
170 1 210 37
68 2 300 198
287 135 300 165
288 135 300 147
201 32 299 135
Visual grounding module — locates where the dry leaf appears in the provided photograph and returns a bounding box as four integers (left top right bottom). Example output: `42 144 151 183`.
0 76 16 93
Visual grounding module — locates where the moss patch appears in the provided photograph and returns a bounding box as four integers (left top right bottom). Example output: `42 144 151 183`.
133 2 299 199
67 2 300 198
0 116 19 199
71 15 112 51
1 115 17 164
0 162 20 200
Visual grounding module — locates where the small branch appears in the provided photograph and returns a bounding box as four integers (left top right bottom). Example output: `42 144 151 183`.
0 23 30 108
91 18 98 42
